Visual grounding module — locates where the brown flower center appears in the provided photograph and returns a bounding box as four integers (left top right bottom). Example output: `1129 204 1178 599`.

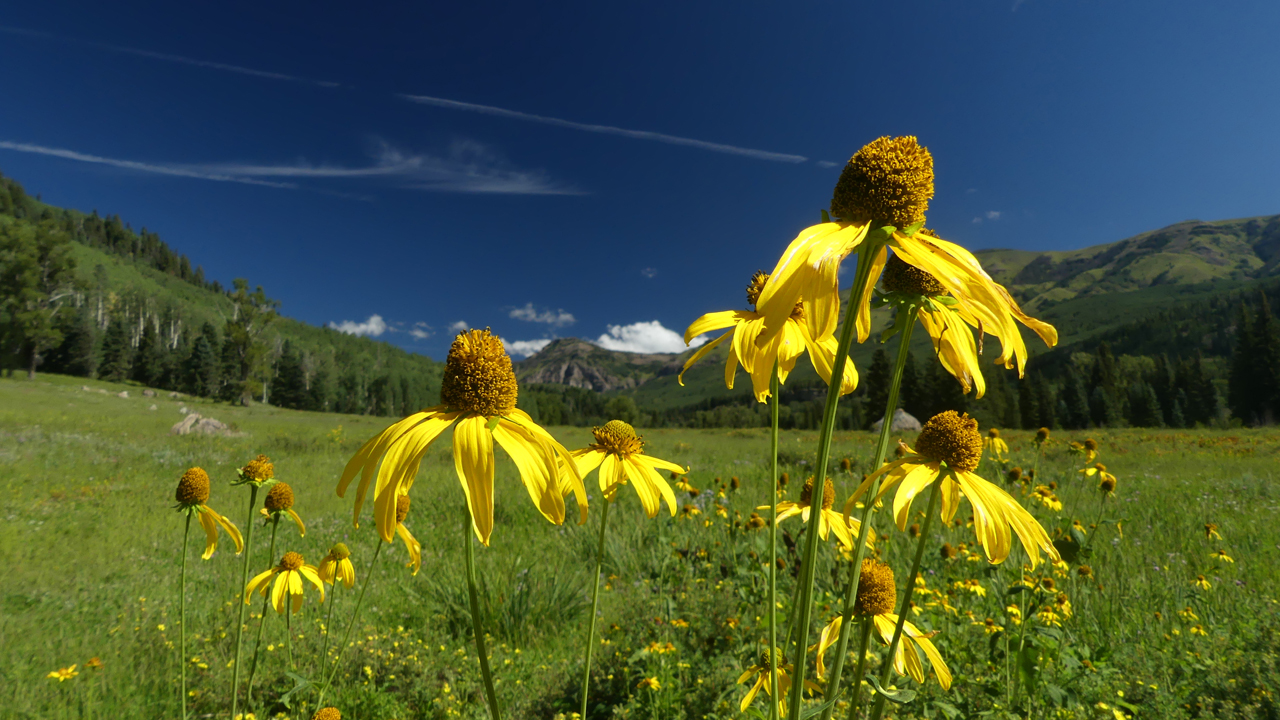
175 467 210 505
279 552 304 571
242 454 275 482
799 477 836 510
264 482 295 513
758 646 784 671
746 271 803 318
830 136 934 228
312 707 342 720
881 254 946 297
854 558 897 617
592 420 644 456
329 543 351 560
439 328 518 417
915 411 984 472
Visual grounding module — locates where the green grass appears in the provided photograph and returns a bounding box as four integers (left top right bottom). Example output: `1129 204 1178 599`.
4 373 1279 719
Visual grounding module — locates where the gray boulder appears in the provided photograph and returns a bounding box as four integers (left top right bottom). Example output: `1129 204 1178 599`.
870 408 922 434
170 413 235 436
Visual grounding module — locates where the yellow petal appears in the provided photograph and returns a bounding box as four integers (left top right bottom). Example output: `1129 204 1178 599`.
197 507 220 560
452 415 496 545
493 419 566 527
396 523 422 576
627 456 678 517
245 569 275 602
678 329 733 387
270 573 289 614
684 310 750 344
798 320 858 396
286 508 306 537
338 409 437 525
854 245 889 343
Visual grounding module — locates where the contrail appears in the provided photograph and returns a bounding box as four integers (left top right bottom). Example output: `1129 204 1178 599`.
0 25 341 88
0 141 297 188
398 94 809 164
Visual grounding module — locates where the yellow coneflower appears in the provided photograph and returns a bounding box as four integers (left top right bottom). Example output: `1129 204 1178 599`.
762 477 874 550
1034 428 1050 445
816 560 951 689
1083 438 1099 463
747 512 768 530
1054 592 1073 619
1210 549 1235 563
848 412 1058 568
238 454 275 485
1006 466 1023 485
840 457 852 472
679 271 858 402
261 482 306 537
738 647 818 717
1080 463 1115 487
84 657 104 671
730 476 741 490
1205 523 1222 540
393 494 421 575
1031 485 1064 512
1178 606 1199 621
1098 473 1118 497
1077 565 1093 579
753 136 1056 378
985 428 1008 458
637 677 662 691
245 552 324 614
1194 575 1212 591
47 665 78 682
675 477 699 495
174 468 244 559
973 617 1003 635
312 709 341 720
317 544 355 589
1190 624 1208 637
940 542 958 560
337 329 587 546
573 421 685 517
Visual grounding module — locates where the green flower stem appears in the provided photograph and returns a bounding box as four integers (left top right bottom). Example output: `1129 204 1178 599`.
230 484 260 720
319 578 340 675
580 495 613 718
842 617 874 720
286 601 295 670
768 364 781 720
179 512 191 720
246 516 280 707
465 508 503 719
319 540 383 705
868 476 943 720
786 238 884 720
821 304 918 720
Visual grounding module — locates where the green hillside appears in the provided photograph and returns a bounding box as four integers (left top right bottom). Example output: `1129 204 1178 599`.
1 170 441 416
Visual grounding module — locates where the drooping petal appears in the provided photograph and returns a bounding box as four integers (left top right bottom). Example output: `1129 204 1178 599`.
505 409 588 525
634 453 688 476
367 411 459 530
396 523 422 575
905 622 952 690
339 558 355 588
286 508 306 537
919 306 985 398
451 415 496 545
196 507 220 560
494 419 566 527
797 320 858 396
854 245 889 343
678 330 733 388
684 310 751 344
815 616 843 680
270 573 289 614
627 456 678 517
245 568 276 602
938 474 962 526
956 470 1058 568
571 448 608 478
757 222 870 343
740 675 765 712
338 409 437 523
891 464 941 531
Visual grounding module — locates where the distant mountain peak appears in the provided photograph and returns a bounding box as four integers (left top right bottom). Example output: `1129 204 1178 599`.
514 337 683 392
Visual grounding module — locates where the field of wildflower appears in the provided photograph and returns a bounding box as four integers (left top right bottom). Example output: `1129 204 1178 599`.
6 137 1280 720
5 371 1278 720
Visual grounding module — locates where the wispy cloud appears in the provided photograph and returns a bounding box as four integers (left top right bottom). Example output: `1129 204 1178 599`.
400 94 808 164
0 140 296 188
509 302 575 327
640 267 658 279
504 338 554 358
972 210 1002 225
594 321 706 354
0 139 577 196
447 321 470 334
0 25 341 88
816 160 841 168
329 314 389 337
408 322 433 340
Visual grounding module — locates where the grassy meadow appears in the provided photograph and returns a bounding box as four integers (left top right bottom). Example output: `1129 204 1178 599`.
3 372 1279 720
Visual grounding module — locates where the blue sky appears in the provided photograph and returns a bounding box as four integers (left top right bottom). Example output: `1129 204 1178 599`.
2 1 1278 360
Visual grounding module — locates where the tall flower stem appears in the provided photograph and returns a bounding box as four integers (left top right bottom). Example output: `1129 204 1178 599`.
465 508 502 719
842 618 874 720
580 496 613 718
319 541 383 705
179 512 192 720
230 485 260 719
821 305 918 720
867 477 943 720
286 603 295 670
768 364 781 720
246 516 281 706
786 239 885 720
319 580 340 674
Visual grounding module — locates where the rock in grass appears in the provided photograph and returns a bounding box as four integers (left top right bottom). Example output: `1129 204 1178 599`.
870 408 922 433
170 413 235 436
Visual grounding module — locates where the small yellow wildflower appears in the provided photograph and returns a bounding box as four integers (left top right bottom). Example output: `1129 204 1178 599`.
1210 549 1234 563
47 665 78 682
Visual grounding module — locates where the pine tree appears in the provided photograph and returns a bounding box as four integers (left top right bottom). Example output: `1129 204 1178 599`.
1251 292 1280 424
1034 373 1056 429
1089 386 1118 427
1019 376 1038 430
864 349 892 428
99 317 133 381
899 352 925 420
1059 366 1090 429
1127 381 1163 427
182 329 220 397
272 341 309 410
929 361 968 419
131 323 165 388
1227 302 1256 424
1151 354 1176 426
308 361 333 412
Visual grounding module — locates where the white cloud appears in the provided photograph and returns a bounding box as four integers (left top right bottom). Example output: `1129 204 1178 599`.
504 338 554 358
509 302 575 327
409 322 433 340
400 94 808 164
816 160 840 168
0 138 579 196
447 320 470 334
329 314 388 337
640 267 658 279
972 217 983 224
594 321 707 354
986 210 1002 220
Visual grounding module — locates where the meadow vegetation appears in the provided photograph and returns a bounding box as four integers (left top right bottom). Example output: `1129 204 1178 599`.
6 372 1278 719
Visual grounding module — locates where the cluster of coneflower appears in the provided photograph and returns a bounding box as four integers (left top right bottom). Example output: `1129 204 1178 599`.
170 135 1074 720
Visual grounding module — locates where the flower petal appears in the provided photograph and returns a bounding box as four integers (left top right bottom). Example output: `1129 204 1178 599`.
452 415 496 546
